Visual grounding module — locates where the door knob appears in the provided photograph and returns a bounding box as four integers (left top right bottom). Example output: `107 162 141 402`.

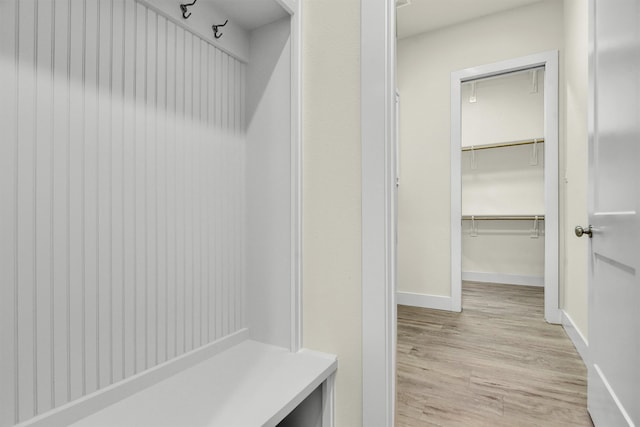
575 225 592 238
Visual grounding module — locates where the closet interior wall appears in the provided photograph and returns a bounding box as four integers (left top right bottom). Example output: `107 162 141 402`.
461 70 545 285
0 0 293 425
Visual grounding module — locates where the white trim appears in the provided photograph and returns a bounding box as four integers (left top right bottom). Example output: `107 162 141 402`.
274 0 296 16
462 272 544 287
451 76 463 313
396 292 453 311
589 365 635 427
16 330 249 427
289 0 302 353
267 348 336 427
451 51 561 324
561 310 589 366
542 51 561 324
361 0 396 425
321 372 336 427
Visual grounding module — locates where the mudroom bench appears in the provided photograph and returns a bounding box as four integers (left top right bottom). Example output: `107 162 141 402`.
68 340 337 427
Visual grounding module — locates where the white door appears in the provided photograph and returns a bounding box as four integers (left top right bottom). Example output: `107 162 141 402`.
584 0 640 425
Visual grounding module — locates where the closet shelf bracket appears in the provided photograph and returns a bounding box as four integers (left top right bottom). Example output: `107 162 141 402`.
470 146 477 170
529 138 539 166
530 69 539 93
469 81 477 103
470 215 478 237
530 215 541 238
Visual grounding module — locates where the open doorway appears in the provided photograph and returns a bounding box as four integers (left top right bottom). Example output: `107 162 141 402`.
450 52 560 322
363 1 593 425
459 67 547 312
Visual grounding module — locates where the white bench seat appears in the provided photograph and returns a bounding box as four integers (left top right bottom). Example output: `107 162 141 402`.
69 341 337 427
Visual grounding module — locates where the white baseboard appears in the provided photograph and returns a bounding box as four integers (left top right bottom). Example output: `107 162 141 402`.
462 271 544 287
561 310 589 365
396 291 454 312
18 329 250 427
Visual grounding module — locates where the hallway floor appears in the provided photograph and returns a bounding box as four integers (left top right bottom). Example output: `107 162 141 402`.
396 281 593 426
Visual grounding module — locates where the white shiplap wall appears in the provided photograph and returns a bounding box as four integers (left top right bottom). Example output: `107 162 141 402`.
0 1 246 425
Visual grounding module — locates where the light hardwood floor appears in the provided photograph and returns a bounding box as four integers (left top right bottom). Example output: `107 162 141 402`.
396 281 593 427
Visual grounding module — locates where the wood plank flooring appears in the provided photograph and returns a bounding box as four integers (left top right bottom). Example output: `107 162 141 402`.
396 282 593 427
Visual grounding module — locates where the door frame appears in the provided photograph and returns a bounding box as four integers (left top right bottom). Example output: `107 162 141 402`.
361 0 397 425
450 51 561 323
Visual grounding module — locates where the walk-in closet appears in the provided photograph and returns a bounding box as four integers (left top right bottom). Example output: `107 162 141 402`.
461 68 546 293
0 1 336 426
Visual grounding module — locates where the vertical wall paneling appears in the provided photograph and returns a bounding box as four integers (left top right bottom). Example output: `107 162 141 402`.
221 52 229 338
97 0 112 391
121 0 136 381
231 57 238 334
166 20 177 361
144 6 157 371
183 29 193 354
51 0 71 409
240 62 246 332
227 55 234 335
0 0 18 424
35 0 54 414
1 1 246 424
17 0 37 418
83 0 98 396
191 34 200 352
207 43 215 343
214 48 223 342
68 0 85 402
175 24 185 359
132 1 143 374
204 43 211 342
110 0 125 385
174 20 181 362
233 56 238 334
156 14 168 366
236 57 244 331
200 38 208 348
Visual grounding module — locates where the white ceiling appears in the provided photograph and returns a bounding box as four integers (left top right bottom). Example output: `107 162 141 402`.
205 0 289 31
397 0 543 39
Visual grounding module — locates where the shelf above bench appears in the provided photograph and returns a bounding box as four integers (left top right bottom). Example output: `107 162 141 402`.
69 340 337 427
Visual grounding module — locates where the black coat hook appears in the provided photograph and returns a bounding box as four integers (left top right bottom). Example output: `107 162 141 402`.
180 0 197 19
212 20 228 39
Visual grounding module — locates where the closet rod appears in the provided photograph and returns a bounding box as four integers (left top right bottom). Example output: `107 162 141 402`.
462 215 545 221
461 138 544 152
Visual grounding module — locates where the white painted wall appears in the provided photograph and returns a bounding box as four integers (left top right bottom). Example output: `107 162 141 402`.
462 145 545 215
397 0 564 297
461 71 545 282
462 220 545 278
461 70 544 147
246 16 292 349
302 0 363 425
562 0 589 341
